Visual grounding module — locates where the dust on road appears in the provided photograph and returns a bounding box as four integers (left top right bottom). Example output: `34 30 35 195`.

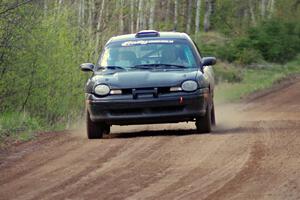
1 76 300 200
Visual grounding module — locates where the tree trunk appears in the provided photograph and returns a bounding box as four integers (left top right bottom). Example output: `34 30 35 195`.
166 0 172 25
130 0 135 33
261 0 268 19
78 0 82 26
143 0 149 29
82 0 85 25
88 0 95 48
21 63 36 112
95 0 105 55
136 0 144 31
43 0 48 16
268 0 275 18
195 0 201 34
119 0 124 33
204 0 212 32
149 0 155 30
186 0 192 33
173 0 178 31
249 0 257 25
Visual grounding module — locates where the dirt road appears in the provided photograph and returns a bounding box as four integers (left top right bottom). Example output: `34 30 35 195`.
1 76 300 200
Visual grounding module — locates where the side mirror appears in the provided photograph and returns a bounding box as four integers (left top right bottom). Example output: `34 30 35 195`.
80 63 95 72
202 57 217 66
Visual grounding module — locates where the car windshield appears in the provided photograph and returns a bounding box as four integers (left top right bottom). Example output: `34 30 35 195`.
98 39 198 69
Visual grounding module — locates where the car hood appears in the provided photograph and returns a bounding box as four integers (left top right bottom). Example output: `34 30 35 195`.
91 69 199 89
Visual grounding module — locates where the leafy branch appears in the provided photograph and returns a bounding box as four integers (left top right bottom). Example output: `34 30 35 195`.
0 0 34 16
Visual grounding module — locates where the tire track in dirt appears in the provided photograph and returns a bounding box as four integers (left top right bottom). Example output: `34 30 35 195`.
48 137 173 200
203 140 267 200
134 132 253 200
0 140 127 200
82 135 220 200
25 140 131 200
0 134 80 185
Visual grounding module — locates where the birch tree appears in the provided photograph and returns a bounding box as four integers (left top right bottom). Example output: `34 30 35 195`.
88 0 95 47
268 0 275 18
166 0 172 25
204 0 212 32
261 0 267 19
78 0 85 26
248 0 257 25
186 0 192 33
95 0 105 55
43 0 48 16
118 0 124 33
195 0 201 34
130 0 135 33
149 0 155 30
174 0 178 30
136 0 144 30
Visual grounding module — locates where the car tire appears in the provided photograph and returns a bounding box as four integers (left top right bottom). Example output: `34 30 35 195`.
103 124 111 135
196 104 212 133
86 111 108 139
211 102 216 126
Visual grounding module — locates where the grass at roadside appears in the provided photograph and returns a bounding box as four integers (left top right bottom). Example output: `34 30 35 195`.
215 56 300 103
0 112 65 147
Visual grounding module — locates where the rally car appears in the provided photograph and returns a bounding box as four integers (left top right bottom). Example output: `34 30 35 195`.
81 30 216 139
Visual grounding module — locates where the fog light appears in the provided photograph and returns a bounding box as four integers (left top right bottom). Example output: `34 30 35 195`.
110 89 122 95
170 87 182 92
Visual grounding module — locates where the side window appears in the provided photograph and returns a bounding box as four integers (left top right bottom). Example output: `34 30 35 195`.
182 45 197 67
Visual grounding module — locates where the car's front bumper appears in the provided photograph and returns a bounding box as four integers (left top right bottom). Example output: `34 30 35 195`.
86 89 209 125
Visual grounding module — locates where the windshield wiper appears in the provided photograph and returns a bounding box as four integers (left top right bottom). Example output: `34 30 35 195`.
132 64 156 69
133 64 186 69
99 66 127 70
157 64 187 68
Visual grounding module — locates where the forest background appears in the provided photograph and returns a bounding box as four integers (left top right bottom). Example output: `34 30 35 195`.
0 0 299 141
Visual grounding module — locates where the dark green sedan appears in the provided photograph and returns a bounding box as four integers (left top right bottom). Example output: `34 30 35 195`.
81 30 216 139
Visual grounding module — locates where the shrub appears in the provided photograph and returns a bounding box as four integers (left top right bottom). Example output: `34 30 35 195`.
214 63 243 83
0 112 41 139
216 42 239 63
236 48 264 65
247 19 300 63
193 32 228 57
211 19 300 65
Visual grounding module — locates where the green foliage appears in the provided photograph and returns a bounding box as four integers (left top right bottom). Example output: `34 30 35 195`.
193 32 228 57
216 19 300 65
248 19 300 63
215 41 239 63
236 48 263 65
0 5 91 127
0 112 41 141
214 63 243 83
215 55 300 103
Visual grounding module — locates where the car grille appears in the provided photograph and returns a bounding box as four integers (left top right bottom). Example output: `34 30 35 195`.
121 87 171 95
109 105 184 116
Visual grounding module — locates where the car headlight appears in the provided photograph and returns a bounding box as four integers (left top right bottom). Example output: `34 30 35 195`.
94 84 110 96
181 80 198 92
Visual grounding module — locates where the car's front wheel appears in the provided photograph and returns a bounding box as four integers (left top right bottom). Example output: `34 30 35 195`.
86 111 110 139
211 102 216 126
195 104 212 133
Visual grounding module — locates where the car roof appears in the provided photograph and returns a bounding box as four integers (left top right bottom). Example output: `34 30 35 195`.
106 31 192 45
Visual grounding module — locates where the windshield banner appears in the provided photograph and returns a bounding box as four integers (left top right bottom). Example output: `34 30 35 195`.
122 40 174 47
